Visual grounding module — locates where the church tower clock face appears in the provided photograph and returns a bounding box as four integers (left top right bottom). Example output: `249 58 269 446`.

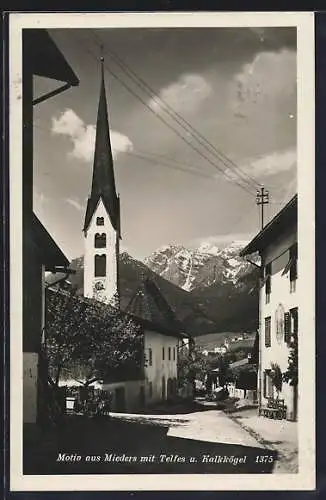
94 280 105 291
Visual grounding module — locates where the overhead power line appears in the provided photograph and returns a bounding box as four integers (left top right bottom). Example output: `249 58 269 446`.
70 31 256 197
33 120 214 181
89 29 260 192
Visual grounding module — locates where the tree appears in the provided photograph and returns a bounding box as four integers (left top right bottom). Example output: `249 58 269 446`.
270 362 283 396
283 333 298 387
45 287 142 388
209 355 231 388
177 346 208 391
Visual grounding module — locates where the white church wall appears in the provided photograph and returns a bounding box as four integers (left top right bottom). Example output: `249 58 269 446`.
84 198 118 304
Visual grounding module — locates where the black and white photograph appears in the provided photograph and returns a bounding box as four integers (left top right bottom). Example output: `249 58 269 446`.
9 12 315 491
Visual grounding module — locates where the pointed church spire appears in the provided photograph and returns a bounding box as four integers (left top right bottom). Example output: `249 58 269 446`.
83 56 119 233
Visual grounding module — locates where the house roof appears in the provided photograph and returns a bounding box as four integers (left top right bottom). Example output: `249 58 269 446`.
229 358 249 370
32 213 69 270
84 60 120 233
125 278 186 338
24 30 79 85
47 280 188 340
240 194 297 256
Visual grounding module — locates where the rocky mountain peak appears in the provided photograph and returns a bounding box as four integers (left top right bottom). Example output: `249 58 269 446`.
144 241 254 292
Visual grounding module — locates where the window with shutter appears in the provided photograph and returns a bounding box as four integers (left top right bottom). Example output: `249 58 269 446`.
290 307 298 339
265 316 271 347
284 312 291 343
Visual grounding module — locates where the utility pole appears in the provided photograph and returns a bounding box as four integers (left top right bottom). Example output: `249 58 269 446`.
256 186 269 230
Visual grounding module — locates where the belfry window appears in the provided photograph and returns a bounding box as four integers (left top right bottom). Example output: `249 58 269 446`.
95 254 106 277
96 217 104 226
95 233 106 248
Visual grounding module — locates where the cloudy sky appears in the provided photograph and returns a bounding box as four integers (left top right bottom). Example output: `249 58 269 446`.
33 27 297 261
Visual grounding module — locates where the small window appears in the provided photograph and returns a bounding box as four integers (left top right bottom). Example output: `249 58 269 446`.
162 376 166 399
95 233 106 248
162 347 165 361
168 347 171 361
265 316 271 347
95 254 106 277
173 347 176 361
148 348 152 366
96 217 104 226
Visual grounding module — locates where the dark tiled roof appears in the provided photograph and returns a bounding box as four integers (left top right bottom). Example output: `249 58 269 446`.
24 30 79 85
84 63 119 233
32 213 69 270
240 194 297 256
125 278 185 338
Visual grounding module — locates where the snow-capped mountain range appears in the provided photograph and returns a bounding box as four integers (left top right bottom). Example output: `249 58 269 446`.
144 241 256 292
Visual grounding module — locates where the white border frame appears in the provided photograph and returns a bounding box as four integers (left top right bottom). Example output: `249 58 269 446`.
9 11 315 491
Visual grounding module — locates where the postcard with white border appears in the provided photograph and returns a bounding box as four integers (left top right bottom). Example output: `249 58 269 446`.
9 11 315 491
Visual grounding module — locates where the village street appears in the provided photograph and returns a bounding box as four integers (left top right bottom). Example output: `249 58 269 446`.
24 405 280 475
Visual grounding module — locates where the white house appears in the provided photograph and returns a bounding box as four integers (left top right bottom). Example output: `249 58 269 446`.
240 195 298 421
125 277 185 406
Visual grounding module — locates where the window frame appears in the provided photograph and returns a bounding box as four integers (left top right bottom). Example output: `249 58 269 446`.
94 232 106 249
264 316 271 348
96 216 104 226
290 307 298 339
94 254 106 277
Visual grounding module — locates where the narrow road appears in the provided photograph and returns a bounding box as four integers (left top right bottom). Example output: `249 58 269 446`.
24 409 278 474
110 409 265 448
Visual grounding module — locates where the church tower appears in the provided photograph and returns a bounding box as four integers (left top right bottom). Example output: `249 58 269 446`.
83 58 120 306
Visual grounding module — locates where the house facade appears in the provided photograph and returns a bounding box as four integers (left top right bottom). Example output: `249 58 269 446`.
22 30 79 425
124 278 183 408
240 195 298 421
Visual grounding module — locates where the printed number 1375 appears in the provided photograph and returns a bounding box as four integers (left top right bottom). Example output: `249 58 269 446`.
255 455 274 463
